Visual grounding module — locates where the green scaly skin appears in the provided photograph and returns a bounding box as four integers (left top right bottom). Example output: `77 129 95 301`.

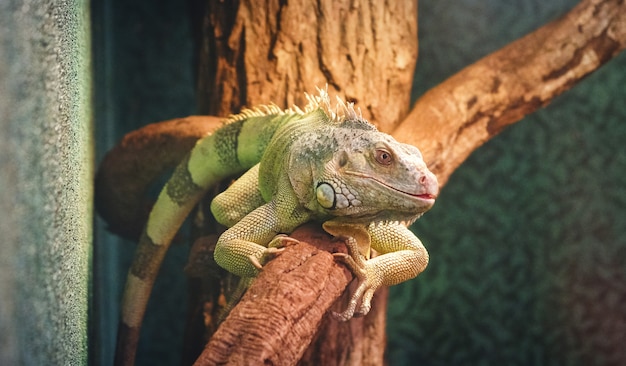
114 88 438 365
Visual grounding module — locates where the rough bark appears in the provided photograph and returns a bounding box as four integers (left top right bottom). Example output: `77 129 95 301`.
95 0 626 364
192 224 353 365
189 223 391 366
195 0 418 132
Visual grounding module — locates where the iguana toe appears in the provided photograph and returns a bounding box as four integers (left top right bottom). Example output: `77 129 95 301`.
332 272 379 321
268 234 300 248
333 252 365 277
248 247 286 270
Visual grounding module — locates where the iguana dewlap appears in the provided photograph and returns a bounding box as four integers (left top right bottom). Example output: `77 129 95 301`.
115 88 438 364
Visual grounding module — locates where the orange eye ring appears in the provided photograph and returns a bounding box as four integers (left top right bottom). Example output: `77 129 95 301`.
375 149 393 165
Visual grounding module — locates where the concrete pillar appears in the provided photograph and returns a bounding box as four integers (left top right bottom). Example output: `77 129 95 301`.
0 0 92 364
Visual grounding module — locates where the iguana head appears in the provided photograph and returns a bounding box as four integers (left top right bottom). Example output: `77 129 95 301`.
280 89 437 225
292 118 438 225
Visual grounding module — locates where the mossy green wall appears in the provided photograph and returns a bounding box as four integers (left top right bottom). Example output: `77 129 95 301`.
0 0 92 364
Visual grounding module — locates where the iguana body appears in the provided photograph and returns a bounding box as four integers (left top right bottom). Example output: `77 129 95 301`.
115 89 438 365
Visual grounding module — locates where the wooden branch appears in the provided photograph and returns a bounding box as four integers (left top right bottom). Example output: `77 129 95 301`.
192 224 389 365
394 0 626 186
193 224 353 365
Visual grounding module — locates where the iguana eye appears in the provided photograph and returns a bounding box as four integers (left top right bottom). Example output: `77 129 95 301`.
375 149 393 165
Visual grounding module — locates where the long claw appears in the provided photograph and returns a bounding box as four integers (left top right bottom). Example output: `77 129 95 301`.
266 247 286 255
248 255 264 270
332 308 356 322
268 234 300 248
332 281 368 321
354 288 375 317
333 253 365 278
248 247 285 270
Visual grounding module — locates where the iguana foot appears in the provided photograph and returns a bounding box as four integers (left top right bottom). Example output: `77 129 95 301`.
248 235 299 270
331 236 380 321
331 278 377 321
322 222 381 321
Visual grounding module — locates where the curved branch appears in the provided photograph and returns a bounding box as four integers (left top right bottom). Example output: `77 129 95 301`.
394 0 626 186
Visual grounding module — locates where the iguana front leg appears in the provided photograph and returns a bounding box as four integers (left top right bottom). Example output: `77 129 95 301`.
214 200 307 278
324 221 429 321
211 164 265 227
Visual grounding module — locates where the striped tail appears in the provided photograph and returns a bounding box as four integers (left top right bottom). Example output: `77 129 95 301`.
114 113 294 365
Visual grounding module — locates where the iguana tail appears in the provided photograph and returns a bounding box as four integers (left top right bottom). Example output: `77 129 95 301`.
113 112 295 365
95 116 221 240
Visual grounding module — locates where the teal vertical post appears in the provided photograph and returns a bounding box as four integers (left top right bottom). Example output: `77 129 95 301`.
0 0 93 364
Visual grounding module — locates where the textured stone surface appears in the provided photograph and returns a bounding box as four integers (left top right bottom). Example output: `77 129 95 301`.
0 0 92 365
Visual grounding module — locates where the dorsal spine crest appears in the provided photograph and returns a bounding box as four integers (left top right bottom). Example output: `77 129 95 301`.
226 86 365 125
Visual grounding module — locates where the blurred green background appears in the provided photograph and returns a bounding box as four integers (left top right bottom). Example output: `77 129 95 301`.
92 1 626 365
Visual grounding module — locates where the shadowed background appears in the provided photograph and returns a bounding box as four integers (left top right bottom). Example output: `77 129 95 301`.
90 0 626 365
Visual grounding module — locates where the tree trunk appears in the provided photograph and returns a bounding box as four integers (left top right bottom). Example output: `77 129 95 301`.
191 0 418 132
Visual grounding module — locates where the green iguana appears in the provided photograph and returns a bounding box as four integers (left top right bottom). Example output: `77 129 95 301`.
114 88 438 365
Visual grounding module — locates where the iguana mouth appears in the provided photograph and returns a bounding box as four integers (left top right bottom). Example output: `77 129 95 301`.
416 193 437 200
345 171 437 201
